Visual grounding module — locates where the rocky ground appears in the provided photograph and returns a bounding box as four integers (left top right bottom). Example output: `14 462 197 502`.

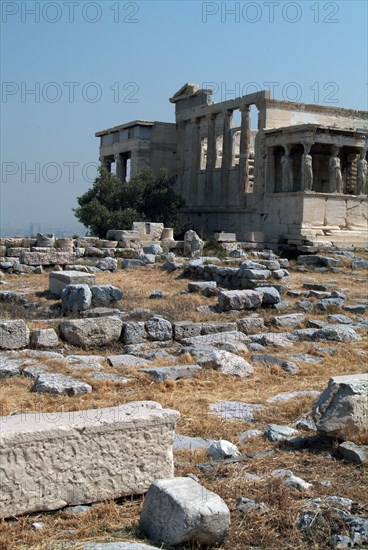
0 248 367 550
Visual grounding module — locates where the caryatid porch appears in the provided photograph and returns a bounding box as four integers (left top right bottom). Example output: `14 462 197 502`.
265 124 367 196
262 124 368 245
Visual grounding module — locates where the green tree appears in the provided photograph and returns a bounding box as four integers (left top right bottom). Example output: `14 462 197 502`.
74 167 185 237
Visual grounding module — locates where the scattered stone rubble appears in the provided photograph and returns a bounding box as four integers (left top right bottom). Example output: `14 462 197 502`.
0 231 367 548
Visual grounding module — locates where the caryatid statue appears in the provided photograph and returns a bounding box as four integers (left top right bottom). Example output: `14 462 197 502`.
329 146 343 193
356 149 367 195
301 143 313 192
281 144 293 192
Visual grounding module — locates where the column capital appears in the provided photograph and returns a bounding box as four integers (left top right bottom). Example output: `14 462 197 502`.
190 116 201 126
222 108 233 116
302 141 313 154
331 145 340 155
239 103 251 112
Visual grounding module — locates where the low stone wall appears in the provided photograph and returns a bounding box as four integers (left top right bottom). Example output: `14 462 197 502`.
183 259 289 290
0 232 180 274
0 401 180 518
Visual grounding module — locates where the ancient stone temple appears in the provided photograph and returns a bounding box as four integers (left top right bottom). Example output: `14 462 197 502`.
96 83 368 247
96 120 177 181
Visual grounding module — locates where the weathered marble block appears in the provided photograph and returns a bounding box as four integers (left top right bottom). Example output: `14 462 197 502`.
0 401 180 518
49 271 96 297
20 250 74 266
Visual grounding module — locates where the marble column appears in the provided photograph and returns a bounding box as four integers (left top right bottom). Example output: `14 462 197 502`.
100 157 111 172
114 154 125 182
190 118 201 205
281 144 293 192
205 113 217 205
357 148 368 195
329 146 343 193
301 142 313 192
239 105 251 195
176 121 186 197
221 109 233 206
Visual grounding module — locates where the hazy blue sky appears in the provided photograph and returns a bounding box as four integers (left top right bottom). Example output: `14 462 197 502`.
1 0 367 235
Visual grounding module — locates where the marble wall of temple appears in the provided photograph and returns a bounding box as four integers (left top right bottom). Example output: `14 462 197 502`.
96 83 368 247
96 120 177 181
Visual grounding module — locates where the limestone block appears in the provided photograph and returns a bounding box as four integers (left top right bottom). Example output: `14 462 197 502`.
0 320 30 350
20 251 74 266
107 355 150 368
61 285 92 314
132 222 164 241
96 257 118 271
106 229 140 242
188 281 217 295
200 322 238 335
214 232 236 242
183 230 204 257
273 313 305 328
123 322 146 345
257 286 281 305
0 402 180 518
55 238 74 250
36 233 55 247
208 439 240 459
136 253 155 265
14 264 35 274
122 259 146 269
198 349 253 378
174 321 202 340
59 317 123 348
302 196 326 227
312 325 361 342
0 359 22 378
140 477 230 545
91 285 123 306
244 231 264 243
325 198 347 228
240 269 272 280
143 243 163 255
218 290 263 311
84 247 105 257
312 374 368 439
75 237 100 248
49 271 96 297
33 373 92 396
30 329 59 349
6 247 29 258
183 331 249 354
265 424 299 442
140 365 202 381
145 316 172 341
346 199 368 230
238 317 265 334
252 353 299 374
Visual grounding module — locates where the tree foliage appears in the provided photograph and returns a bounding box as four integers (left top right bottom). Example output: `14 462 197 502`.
74 167 185 237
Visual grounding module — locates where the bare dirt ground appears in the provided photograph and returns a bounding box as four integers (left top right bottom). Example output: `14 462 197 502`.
0 257 367 550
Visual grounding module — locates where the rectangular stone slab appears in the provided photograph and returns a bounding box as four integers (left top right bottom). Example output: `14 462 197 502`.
49 271 96 297
20 250 74 266
0 401 180 518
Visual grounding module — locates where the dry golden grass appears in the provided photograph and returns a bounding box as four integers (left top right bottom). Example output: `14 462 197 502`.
0 261 367 549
